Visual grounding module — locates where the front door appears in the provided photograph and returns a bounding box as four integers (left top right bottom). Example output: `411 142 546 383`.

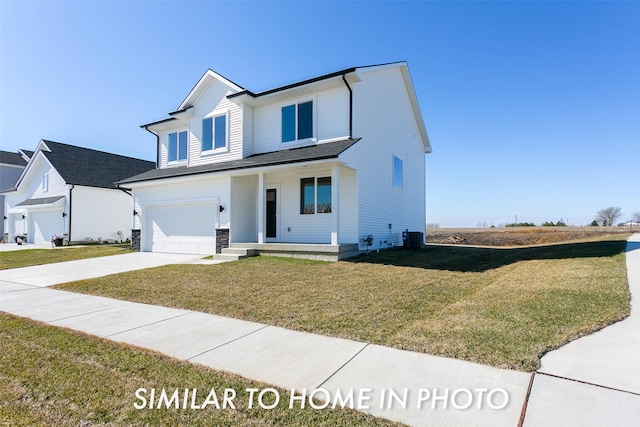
266 188 277 239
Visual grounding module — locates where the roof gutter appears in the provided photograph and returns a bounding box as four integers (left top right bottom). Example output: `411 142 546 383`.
342 74 353 139
67 185 74 242
142 125 161 168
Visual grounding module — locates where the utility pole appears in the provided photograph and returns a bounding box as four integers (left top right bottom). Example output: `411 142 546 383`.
515 215 518 227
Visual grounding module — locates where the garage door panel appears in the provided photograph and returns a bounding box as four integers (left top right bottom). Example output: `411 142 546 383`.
30 211 63 244
145 203 216 254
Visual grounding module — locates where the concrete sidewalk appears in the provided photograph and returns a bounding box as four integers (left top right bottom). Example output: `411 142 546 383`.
1 281 531 426
522 234 640 426
1 236 639 426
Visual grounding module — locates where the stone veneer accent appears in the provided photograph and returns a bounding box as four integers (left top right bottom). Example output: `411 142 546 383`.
131 229 141 251
215 228 229 254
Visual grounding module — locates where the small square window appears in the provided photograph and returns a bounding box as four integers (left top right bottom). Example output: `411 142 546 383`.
393 156 403 189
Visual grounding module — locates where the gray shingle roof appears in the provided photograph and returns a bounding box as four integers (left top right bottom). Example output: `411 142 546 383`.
16 195 65 206
0 150 28 166
41 141 155 189
117 138 360 185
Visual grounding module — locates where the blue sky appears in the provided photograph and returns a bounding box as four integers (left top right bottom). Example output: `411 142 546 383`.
1 1 638 227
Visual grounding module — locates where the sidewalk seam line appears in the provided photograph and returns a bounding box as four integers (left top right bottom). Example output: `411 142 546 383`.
103 311 193 338
536 371 640 396
315 343 370 390
41 304 133 323
186 325 271 361
517 373 536 427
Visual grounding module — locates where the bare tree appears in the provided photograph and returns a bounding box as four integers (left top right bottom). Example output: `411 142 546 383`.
595 207 622 226
632 212 640 223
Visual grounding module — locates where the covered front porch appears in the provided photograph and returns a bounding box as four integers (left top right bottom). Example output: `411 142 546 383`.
227 161 359 255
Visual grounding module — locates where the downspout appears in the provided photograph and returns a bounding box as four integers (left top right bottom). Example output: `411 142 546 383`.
142 125 160 168
68 185 74 242
342 74 353 138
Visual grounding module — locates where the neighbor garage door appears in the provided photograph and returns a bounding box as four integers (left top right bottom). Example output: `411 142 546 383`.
144 203 216 254
30 210 63 244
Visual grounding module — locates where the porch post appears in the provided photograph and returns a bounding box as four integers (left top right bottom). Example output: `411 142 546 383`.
331 165 340 245
257 172 265 244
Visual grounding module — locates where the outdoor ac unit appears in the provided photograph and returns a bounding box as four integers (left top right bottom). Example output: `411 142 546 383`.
402 231 424 249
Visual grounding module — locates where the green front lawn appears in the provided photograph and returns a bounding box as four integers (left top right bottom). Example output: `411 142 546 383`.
0 314 400 426
0 245 133 270
55 235 631 371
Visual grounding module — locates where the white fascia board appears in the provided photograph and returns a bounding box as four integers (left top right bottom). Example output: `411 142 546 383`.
356 63 432 154
13 149 59 192
178 69 244 110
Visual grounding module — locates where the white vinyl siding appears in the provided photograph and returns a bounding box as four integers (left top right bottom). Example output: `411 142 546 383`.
70 186 132 242
341 66 426 250
252 87 350 155
230 175 257 243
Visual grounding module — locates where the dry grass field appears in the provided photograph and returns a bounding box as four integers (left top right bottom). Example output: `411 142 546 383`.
426 226 633 247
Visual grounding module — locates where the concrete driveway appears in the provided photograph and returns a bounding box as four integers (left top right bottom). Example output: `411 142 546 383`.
0 252 205 287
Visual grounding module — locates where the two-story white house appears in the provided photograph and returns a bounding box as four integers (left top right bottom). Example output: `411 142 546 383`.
118 61 432 260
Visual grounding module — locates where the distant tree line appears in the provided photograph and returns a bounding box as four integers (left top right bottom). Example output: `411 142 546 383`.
591 207 640 226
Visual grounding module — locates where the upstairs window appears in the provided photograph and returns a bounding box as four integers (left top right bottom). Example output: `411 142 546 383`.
282 100 313 143
202 113 227 152
168 130 188 162
393 156 403 189
300 176 331 214
42 174 49 192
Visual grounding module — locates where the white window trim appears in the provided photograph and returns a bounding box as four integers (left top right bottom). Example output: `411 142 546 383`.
298 175 332 216
392 155 404 190
167 130 189 166
201 109 230 156
281 95 317 147
42 173 49 192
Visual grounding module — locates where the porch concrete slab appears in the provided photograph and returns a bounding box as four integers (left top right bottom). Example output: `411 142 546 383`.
109 311 267 360
0 252 204 287
190 325 368 390
320 344 531 427
523 374 640 427
48 302 192 338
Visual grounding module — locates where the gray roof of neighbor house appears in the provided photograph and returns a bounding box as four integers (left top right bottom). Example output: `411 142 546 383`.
0 150 28 167
40 140 156 189
117 138 360 185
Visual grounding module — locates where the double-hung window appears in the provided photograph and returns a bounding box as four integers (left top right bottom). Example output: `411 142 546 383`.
202 113 227 152
282 100 313 143
168 130 188 162
300 176 331 214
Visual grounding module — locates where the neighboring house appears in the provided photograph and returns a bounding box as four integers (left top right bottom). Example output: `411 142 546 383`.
2 140 155 244
118 61 432 259
0 150 31 240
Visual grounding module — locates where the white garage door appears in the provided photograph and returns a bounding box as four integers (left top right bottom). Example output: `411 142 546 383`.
145 203 216 254
30 211 63 244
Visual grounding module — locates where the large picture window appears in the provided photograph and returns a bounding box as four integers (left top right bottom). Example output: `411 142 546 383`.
300 176 331 214
168 131 188 162
202 114 227 152
282 100 313 143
